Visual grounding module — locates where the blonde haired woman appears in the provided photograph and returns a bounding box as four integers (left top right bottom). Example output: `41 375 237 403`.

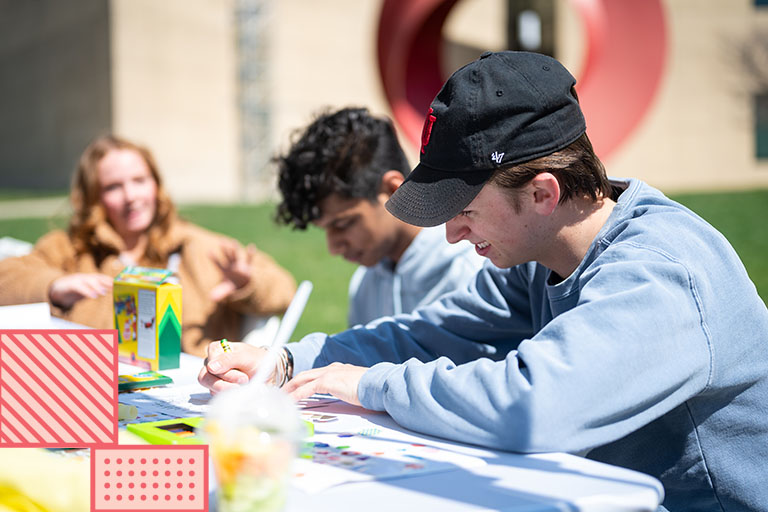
0 135 296 357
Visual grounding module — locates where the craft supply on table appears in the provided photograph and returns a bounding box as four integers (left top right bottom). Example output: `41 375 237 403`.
113 265 182 371
117 403 138 421
126 416 206 445
118 370 173 391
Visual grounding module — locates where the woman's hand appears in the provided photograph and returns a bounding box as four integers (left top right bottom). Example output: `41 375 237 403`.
209 241 256 302
48 273 113 310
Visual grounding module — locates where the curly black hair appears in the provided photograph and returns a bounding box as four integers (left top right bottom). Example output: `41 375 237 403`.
274 107 410 230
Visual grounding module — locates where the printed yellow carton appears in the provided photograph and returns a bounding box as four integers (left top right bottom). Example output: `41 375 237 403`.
113 266 181 370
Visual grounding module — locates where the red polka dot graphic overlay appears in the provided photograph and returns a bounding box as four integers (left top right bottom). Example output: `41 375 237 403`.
91 445 208 511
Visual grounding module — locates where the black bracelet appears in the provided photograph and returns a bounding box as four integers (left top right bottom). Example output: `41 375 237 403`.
283 346 294 381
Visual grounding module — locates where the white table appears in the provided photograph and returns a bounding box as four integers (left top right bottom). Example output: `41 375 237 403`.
125 354 663 512
3 309 664 511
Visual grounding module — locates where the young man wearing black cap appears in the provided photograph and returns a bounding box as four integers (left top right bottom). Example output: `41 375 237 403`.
200 52 768 510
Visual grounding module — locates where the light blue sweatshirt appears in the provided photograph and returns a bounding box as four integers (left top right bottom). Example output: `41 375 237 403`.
289 179 768 511
347 225 485 327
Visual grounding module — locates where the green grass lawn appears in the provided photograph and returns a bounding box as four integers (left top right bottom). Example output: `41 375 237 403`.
1 189 766 339
668 189 768 303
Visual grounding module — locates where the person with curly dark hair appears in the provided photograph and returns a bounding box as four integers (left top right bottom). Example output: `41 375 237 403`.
275 107 484 327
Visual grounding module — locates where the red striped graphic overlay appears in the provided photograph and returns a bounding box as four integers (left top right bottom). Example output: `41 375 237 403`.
0 330 118 447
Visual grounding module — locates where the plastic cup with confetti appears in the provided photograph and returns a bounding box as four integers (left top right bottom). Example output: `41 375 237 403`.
200 384 303 512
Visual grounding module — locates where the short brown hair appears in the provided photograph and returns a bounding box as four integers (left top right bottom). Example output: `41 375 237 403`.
488 133 612 211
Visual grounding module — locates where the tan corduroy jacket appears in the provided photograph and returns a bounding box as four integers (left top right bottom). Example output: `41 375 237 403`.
0 217 296 357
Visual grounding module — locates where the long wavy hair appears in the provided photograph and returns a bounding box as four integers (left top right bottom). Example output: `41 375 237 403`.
69 134 176 262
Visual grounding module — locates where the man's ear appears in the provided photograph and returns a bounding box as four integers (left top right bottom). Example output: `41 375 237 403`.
530 173 560 215
379 170 406 197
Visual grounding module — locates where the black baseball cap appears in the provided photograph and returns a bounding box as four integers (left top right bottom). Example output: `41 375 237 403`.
386 51 586 227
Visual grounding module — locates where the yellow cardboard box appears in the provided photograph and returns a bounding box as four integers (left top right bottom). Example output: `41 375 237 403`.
113 266 181 370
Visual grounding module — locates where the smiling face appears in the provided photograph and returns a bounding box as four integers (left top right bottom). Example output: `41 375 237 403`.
445 182 545 269
313 193 411 267
97 148 158 243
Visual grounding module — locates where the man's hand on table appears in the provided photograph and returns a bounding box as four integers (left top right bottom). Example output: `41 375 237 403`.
197 341 268 394
198 340 368 406
282 363 367 407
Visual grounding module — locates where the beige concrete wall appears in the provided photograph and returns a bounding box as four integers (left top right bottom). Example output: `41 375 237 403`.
269 0 390 163
443 0 506 53
442 0 507 74
110 0 239 203
268 0 768 194
557 0 768 193
0 0 111 190
4 0 766 201
268 0 507 184
116 0 768 201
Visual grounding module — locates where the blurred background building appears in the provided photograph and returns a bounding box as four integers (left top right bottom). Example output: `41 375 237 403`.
1 0 768 204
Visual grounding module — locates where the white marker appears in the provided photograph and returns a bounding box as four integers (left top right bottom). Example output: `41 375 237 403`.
252 280 313 385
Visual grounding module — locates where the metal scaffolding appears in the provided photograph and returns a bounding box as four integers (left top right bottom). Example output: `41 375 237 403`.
236 0 273 202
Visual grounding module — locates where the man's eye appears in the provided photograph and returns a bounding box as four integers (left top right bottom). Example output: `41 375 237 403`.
336 221 352 230
333 218 356 230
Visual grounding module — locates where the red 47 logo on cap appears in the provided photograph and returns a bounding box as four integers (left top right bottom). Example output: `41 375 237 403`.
420 108 437 154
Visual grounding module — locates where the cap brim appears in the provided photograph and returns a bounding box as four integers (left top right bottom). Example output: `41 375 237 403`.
385 163 493 227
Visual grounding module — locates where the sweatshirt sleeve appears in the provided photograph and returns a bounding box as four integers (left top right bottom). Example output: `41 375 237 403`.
356 248 713 455
288 265 536 375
